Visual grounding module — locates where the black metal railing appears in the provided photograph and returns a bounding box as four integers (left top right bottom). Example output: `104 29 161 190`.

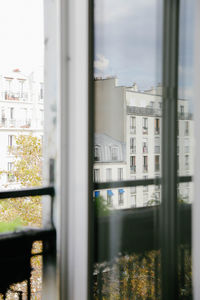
0 185 56 300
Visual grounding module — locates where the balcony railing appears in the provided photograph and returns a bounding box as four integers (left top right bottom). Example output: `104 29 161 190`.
93 204 191 298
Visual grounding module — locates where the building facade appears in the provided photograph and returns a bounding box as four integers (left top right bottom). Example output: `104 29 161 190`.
94 77 193 208
0 69 44 188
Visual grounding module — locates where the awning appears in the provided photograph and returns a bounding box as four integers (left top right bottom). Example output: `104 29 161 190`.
95 191 100 197
107 190 114 196
119 189 125 194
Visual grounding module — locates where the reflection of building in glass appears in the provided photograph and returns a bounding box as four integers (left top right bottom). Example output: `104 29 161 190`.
0 69 44 188
94 77 193 208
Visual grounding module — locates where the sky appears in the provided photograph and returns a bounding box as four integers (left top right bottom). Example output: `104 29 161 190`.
94 0 195 100
0 0 194 100
0 0 44 74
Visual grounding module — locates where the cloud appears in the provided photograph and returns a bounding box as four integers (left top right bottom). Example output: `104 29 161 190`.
94 54 109 72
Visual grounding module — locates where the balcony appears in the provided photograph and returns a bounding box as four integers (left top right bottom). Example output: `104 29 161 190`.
94 204 191 298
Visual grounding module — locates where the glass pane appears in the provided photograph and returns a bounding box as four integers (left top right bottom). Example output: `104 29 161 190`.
177 0 194 297
94 0 162 297
0 1 45 298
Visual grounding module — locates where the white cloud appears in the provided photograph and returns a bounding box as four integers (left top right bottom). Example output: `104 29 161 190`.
94 54 109 72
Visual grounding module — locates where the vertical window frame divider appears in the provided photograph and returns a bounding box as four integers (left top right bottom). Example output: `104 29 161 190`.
161 0 180 298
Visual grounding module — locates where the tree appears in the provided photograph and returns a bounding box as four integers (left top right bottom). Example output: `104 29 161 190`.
0 135 42 227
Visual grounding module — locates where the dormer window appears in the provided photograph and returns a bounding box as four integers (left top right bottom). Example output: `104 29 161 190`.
94 145 101 161
111 147 119 161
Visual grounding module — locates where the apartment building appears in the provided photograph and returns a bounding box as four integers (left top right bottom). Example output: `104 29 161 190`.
94 77 193 208
0 69 44 188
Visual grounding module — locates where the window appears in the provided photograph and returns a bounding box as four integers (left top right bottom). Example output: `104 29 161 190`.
185 155 189 170
180 105 184 115
94 146 101 161
118 189 124 206
143 156 148 172
130 116 136 133
184 139 189 153
8 135 14 147
10 107 14 119
93 169 100 182
143 138 148 153
155 118 160 134
40 82 44 100
155 155 160 172
130 194 136 207
18 79 25 98
7 162 14 182
130 137 136 153
143 176 148 192
118 168 123 180
130 156 136 173
155 137 160 153
111 147 118 161
107 190 113 206
143 118 148 134
185 121 189 136
106 168 112 181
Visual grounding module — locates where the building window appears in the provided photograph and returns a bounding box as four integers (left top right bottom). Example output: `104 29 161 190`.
7 162 15 182
130 156 136 173
184 139 189 153
155 137 160 153
111 147 118 161
118 168 123 180
118 189 124 206
94 146 101 161
130 194 136 207
155 155 160 172
130 137 136 154
107 190 113 206
18 79 25 98
106 168 112 181
143 193 148 206
143 175 148 192
180 105 184 115
93 169 100 182
143 118 148 134
143 138 148 153
130 116 136 134
8 135 14 147
155 118 160 134
40 82 44 100
185 121 189 136
143 156 148 173
185 155 189 170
